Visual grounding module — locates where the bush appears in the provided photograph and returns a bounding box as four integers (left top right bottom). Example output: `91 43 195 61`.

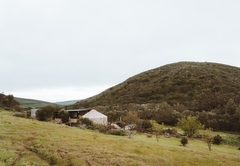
116 121 126 128
57 110 69 123
137 120 152 132
213 135 223 145
93 124 111 133
110 130 126 136
36 105 57 121
163 128 177 135
78 117 93 126
180 137 188 146
26 110 31 118
13 112 26 118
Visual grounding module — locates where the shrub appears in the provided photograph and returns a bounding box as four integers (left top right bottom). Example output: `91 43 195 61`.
13 112 26 118
222 136 240 146
110 130 126 136
213 135 223 145
137 120 152 132
116 121 126 128
78 117 93 126
57 110 69 123
36 105 57 121
26 110 31 118
163 128 177 135
93 124 111 133
180 137 188 146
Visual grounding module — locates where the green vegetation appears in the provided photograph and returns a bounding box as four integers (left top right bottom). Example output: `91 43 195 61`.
123 111 140 125
57 109 70 123
213 135 223 145
0 93 19 110
180 137 188 146
74 62 240 109
177 116 203 138
36 105 60 121
203 128 214 151
1 109 240 166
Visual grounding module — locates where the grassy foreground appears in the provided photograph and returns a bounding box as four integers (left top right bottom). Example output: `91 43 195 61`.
0 110 240 166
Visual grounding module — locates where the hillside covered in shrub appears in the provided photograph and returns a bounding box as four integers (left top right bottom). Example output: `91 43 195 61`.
72 62 240 131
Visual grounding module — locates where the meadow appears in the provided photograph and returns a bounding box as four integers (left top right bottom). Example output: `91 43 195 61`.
0 109 240 166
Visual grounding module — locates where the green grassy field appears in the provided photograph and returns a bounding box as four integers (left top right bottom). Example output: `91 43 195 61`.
0 109 240 166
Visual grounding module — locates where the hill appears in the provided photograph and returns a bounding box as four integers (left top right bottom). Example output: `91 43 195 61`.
16 97 79 108
1 109 240 166
73 62 240 111
54 100 79 106
15 97 58 108
72 62 240 131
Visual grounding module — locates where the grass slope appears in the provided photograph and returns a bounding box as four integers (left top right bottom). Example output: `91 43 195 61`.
74 62 240 111
15 97 57 108
1 109 240 166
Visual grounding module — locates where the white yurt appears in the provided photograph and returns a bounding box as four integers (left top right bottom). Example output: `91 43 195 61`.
82 109 108 125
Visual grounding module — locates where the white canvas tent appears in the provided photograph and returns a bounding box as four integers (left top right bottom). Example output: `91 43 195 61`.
82 109 108 125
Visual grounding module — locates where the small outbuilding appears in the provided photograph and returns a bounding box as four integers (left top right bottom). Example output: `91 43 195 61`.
82 109 108 125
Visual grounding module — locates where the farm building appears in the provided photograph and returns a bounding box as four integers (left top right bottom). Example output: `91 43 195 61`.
54 108 91 124
82 109 108 125
54 109 107 125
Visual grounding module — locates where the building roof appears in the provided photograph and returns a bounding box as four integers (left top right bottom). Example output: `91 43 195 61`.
66 109 91 112
82 109 107 119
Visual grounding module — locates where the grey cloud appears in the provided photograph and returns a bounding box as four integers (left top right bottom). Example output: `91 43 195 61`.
1 0 240 101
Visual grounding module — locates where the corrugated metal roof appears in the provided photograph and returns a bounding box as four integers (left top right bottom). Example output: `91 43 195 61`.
66 109 91 112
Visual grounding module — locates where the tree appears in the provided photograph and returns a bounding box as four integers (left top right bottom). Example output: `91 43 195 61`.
107 110 122 124
36 105 58 121
203 128 213 151
154 102 176 125
150 120 163 142
57 109 69 123
177 116 203 138
7 95 14 107
136 119 152 132
0 94 19 109
123 111 139 125
0 93 4 106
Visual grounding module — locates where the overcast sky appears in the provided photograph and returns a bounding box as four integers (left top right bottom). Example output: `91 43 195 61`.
1 0 240 102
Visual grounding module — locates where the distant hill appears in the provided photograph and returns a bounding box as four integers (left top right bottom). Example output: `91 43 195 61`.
54 100 79 106
15 97 79 108
73 61 240 111
15 97 57 108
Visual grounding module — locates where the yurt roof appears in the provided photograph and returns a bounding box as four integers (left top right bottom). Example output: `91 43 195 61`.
82 109 107 118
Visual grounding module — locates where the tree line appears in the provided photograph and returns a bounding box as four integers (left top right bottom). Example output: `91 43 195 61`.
0 93 20 110
94 99 240 132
